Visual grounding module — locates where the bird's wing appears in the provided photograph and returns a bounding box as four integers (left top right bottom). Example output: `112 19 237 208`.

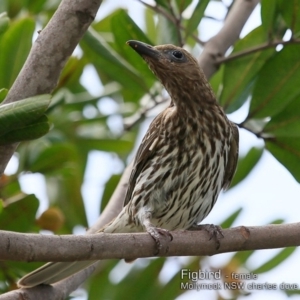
123 112 163 206
222 123 239 190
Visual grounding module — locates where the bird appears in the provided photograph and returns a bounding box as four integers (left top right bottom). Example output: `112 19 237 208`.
18 40 239 288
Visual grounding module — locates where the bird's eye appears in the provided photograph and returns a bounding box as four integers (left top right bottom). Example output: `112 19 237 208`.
172 50 184 60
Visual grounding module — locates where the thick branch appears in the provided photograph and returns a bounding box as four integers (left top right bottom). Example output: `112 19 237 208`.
198 0 260 78
1 223 300 262
0 266 96 300
0 0 102 175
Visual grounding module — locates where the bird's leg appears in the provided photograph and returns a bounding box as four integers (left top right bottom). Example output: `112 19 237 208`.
141 212 173 255
189 223 224 249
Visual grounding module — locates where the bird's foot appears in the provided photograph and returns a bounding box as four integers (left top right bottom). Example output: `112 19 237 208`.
146 225 173 255
189 223 224 249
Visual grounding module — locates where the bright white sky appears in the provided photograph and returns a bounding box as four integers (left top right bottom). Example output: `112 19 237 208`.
5 1 300 299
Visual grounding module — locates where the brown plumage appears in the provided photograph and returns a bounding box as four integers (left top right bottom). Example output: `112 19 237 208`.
18 40 239 288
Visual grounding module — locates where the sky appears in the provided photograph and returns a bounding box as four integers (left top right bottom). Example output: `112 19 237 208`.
4 1 300 299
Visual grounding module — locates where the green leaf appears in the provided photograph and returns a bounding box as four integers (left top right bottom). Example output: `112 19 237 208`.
175 0 193 13
249 44 300 119
0 88 8 103
0 94 51 136
264 96 300 137
221 208 243 228
145 8 156 43
277 0 300 35
260 0 278 37
156 14 180 45
0 114 50 145
29 143 79 173
110 9 155 89
25 0 47 14
88 260 119 299
115 258 165 300
230 147 264 188
81 28 150 101
251 247 296 274
100 174 121 213
220 26 275 113
0 194 39 232
0 12 9 35
155 0 169 9
185 0 210 36
232 250 255 265
0 17 35 88
76 138 133 155
265 137 300 182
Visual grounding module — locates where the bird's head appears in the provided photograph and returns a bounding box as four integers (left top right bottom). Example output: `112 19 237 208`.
127 40 215 107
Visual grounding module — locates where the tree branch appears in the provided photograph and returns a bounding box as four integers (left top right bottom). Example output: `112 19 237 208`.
217 38 300 64
0 0 102 175
198 0 260 78
0 265 96 300
1 223 300 262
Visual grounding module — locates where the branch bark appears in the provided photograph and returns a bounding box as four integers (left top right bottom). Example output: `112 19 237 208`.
1 224 300 262
0 266 96 300
0 0 102 175
198 0 260 78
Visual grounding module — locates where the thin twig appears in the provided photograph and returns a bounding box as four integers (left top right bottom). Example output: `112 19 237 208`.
217 38 300 64
137 0 205 46
167 1 184 46
124 96 169 131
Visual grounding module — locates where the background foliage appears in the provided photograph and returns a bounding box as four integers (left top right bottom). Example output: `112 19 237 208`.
0 0 300 299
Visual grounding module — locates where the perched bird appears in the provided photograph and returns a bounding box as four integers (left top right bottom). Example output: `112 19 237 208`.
18 40 239 288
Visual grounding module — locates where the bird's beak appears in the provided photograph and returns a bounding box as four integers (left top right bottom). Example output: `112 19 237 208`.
127 40 160 60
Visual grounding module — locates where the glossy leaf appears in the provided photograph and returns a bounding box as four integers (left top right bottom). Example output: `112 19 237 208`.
263 96 300 137
0 194 39 232
185 0 209 36
0 17 35 88
0 94 51 136
29 143 79 173
265 137 300 182
81 28 150 102
230 147 264 188
110 9 155 88
260 0 277 36
220 26 275 113
0 115 49 145
249 44 300 119
277 0 300 35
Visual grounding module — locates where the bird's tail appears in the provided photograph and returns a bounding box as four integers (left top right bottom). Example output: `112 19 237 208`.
17 260 96 288
18 208 140 288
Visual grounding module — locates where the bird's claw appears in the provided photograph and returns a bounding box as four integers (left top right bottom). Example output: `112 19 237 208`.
147 226 173 255
189 223 224 249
